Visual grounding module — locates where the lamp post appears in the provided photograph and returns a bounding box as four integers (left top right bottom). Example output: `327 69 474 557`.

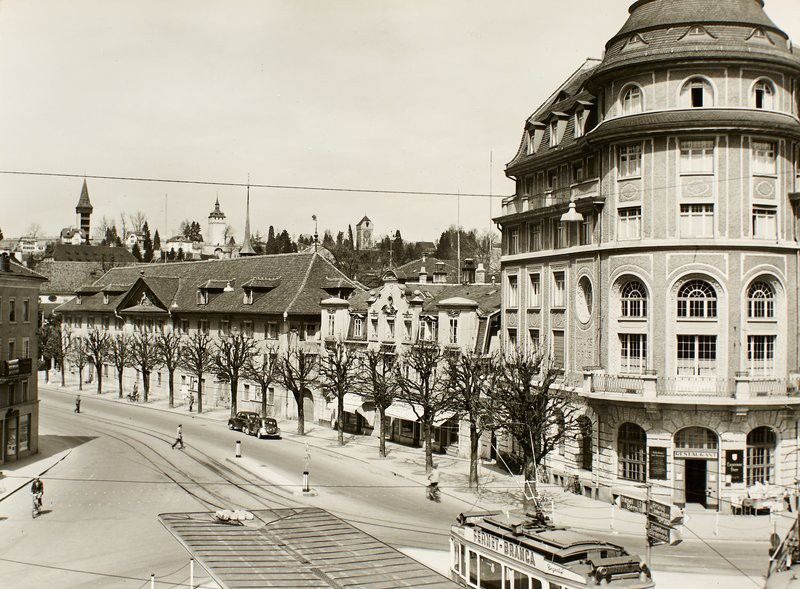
312 214 318 252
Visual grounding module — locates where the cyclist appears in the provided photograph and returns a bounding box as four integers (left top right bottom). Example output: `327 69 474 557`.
31 477 44 517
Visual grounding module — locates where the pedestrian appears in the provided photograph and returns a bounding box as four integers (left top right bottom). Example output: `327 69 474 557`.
171 424 184 449
132 382 139 401
188 393 194 413
74 395 81 414
427 463 440 502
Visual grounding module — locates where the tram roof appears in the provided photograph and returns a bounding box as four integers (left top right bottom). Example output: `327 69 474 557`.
159 507 459 588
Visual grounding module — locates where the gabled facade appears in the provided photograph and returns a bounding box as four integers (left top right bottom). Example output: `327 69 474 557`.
495 0 800 511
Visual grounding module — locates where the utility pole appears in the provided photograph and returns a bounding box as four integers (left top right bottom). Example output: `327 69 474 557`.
645 483 652 568
457 189 462 283
312 215 318 252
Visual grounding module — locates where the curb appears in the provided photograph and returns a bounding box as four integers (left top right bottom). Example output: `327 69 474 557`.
0 450 73 504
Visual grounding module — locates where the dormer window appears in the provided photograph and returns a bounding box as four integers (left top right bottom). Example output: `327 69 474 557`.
624 33 647 49
103 293 110 305
526 130 535 155
197 289 208 305
688 26 706 36
754 79 776 110
748 28 772 42
244 289 254 305
549 120 559 147
574 109 588 138
76 294 82 305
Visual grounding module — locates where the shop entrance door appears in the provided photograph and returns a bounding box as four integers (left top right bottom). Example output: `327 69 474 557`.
685 459 707 506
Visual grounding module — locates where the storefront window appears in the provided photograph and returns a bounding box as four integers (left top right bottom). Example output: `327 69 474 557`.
18 414 29 453
5 416 17 458
747 426 776 485
618 422 646 482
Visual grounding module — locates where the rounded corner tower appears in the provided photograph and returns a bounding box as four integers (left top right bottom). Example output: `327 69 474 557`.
498 0 800 511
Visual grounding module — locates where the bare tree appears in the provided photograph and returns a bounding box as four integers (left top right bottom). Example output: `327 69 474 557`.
357 349 398 458
394 341 452 472
223 224 235 243
130 332 162 402
94 216 115 242
38 318 58 383
179 331 213 414
128 211 148 234
277 348 318 435
213 330 257 419
68 336 90 391
317 340 360 446
109 333 132 399
446 351 499 488
49 324 72 387
85 328 111 394
25 223 43 238
487 350 579 486
243 345 280 418
156 331 183 407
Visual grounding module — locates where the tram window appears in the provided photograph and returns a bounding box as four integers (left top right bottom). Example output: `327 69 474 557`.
453 542 460 574
460 545 466 577
505 567 535 589
469 550 478 585
531 578 542 589
550 584 564 589
479 555 502 589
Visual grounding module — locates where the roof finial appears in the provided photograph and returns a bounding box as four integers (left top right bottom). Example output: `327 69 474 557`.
239 175 256 256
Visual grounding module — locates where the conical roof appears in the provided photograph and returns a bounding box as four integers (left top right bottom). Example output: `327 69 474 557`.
239 187 256 256
610 0 785 47
75 179 93 212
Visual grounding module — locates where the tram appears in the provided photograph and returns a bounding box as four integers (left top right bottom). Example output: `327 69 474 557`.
450 510 654 588
766 522 800 589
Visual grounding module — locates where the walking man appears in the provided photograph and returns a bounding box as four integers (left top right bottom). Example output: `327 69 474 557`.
188 393 194 413
74 395 81 414
171 424 184 449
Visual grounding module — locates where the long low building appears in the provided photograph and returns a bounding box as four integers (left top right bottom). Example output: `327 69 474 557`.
55 252 361 422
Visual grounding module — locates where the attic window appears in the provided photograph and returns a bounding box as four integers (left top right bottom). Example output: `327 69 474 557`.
751 28 767 39
624 33 647 49
244 289 253 305
197 289 208 305
103 293 110 305
688 26 706 36
549 120 559 147
76 294 82 305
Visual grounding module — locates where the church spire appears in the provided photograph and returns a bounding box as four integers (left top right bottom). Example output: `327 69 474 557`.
239 182 256 256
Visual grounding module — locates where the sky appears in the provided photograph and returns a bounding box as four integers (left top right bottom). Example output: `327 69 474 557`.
0 0 798 243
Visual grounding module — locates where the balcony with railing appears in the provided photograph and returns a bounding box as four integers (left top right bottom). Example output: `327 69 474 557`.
583 369 800 403
0 358 33 383
499 178 602 218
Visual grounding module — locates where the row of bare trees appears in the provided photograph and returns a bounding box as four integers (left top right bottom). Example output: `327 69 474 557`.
40 320 575 489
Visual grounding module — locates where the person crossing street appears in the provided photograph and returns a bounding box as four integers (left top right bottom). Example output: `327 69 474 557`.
74 395 81 413
171 424 184 449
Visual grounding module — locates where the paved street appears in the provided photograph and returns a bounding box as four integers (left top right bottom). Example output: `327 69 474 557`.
0 385 788 587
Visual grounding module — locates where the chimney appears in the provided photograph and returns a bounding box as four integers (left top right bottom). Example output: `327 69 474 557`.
1 253 10 272
476 263 486 284
419 265 427 284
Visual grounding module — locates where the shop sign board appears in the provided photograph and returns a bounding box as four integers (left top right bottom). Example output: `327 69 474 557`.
674 449 717 459
725 450 744 484
647 520 671 545
647 499 671 526
618 494 646 514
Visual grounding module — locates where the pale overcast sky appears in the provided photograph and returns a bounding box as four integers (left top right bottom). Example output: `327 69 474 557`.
0 0 798 242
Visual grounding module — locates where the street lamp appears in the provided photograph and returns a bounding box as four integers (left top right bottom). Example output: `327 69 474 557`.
560 200 584 223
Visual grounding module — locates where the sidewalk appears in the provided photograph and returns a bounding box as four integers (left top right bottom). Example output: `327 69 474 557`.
0 444 73 503
42 377 794 544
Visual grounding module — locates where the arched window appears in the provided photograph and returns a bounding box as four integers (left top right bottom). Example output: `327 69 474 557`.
621 280 648 318
578 416 593 471
675 427 718 450
681 78 714 108
621 85 644 115
747 280 775 319
618 423 646 482
677 280 717 318
754 80 776 110
746 426 776 485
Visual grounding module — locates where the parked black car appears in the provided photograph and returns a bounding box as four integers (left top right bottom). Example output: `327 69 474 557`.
228 411 260 433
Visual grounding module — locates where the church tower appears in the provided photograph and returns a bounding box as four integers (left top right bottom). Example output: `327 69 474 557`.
207 198 227 246
75 179 93 243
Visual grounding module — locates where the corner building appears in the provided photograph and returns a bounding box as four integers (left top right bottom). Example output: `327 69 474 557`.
496 0 800 510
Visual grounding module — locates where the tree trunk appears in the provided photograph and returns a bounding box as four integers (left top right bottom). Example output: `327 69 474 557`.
424 421 433 473
337 393 344 446
96 364 103 394
229 379 238 420
142 370 150 401
44 367 49 383
379 408 387 458
60 361 66 387
197 377 204 414
261 384 268 417
78 366 83 391
168 370 174 407
469 421 479 488
295 391 305 435
117 368 124 399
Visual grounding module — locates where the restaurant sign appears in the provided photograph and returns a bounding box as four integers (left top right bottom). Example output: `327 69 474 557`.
466 528 585 584
674 449 717 459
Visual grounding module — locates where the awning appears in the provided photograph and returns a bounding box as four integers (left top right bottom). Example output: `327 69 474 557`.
385 402 420 423
328 394 377 426
159 508 458 589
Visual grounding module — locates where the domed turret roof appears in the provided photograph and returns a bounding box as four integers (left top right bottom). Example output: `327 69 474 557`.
610 0 786 47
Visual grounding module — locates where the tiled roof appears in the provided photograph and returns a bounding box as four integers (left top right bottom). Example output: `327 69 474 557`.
1 260 47 282
357 215 371 225
393 257 458 283
52 244 137 263
55 252 362 317
612 0 785 46
241 277 281 290
35 260 108 294
420 284 501 316
75 179 93 211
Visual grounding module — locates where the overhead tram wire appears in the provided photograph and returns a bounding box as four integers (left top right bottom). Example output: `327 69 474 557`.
0 169 498 199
